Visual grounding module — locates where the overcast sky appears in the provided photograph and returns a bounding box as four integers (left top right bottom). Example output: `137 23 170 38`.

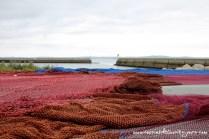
0 0 209 57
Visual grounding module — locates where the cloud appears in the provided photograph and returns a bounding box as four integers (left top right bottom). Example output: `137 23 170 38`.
0 0 209 57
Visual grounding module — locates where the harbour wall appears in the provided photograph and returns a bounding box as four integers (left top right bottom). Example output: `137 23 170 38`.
116 58 209 69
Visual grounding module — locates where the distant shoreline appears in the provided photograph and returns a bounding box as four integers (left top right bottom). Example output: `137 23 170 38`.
0 57 91 63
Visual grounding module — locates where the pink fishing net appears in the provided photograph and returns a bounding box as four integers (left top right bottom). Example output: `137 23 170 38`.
0 73 124 117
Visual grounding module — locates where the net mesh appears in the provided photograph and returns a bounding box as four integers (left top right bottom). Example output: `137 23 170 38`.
0 72 208 138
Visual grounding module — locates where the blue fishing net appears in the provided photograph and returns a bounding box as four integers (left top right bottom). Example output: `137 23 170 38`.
36 67 209 75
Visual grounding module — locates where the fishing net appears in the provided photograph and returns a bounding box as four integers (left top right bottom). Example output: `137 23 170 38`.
1 93 208 138
0 72 179 117
0 93 185 139
165 75 209 85
111 77 162 94
105 115 209 139
36 67 209 75
0 72 208 138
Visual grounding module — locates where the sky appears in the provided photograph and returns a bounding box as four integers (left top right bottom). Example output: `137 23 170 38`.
0 0 209 57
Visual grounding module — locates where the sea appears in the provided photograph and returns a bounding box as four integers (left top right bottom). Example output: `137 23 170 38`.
34 57 133 69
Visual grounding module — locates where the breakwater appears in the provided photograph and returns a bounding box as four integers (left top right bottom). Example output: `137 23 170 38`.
0 57 91 63
116 58 209 69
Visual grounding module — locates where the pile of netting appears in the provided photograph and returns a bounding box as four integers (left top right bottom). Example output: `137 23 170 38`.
0 72 209 138
1 93 209 138
111 77 162 94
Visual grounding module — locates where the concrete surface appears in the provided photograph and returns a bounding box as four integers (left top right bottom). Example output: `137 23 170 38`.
163 84 209 95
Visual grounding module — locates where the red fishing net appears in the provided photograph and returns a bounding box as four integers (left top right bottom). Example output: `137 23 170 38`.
0 73 124 117
118 72 181 86
0 72 178 117
150 94 209 119
111 77 162 94
0 72 208 138
0 93 185 139
1 93 208 138
165 75 209 85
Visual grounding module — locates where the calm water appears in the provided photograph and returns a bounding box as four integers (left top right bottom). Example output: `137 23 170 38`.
34 57 133 69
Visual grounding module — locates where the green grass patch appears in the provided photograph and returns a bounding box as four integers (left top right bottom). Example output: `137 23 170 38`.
0 62 51 72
